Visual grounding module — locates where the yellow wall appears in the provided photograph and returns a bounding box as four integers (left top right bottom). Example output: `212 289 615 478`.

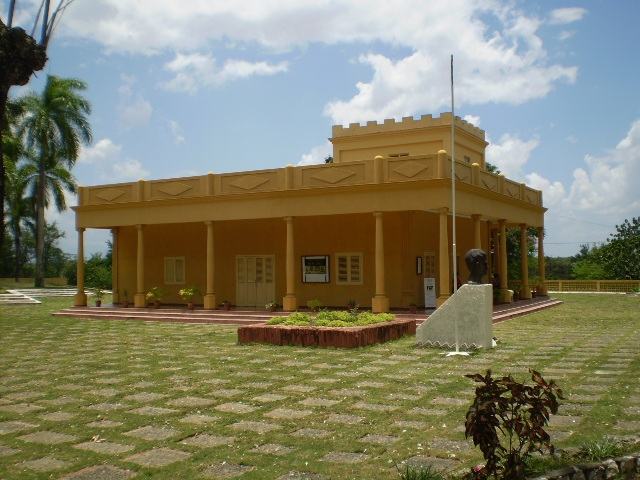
115 212 489 308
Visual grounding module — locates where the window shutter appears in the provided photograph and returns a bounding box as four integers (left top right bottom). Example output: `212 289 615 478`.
350 255 361 282
337 256 348 283
164 258 175 284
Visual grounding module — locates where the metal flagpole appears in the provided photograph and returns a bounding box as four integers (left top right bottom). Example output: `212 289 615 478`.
446 53 469 357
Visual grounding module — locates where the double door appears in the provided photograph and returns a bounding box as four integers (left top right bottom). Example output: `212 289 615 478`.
236 255 275 307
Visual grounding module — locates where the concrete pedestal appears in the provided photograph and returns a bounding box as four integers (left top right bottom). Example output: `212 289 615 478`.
371 295 389 313
417 284 493 349
204 294 217 310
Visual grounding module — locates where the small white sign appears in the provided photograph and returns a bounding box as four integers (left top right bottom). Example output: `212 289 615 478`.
424 277 437 309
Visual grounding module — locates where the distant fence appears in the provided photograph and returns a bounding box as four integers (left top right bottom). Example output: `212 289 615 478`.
545 280 639 293
510 279 639 293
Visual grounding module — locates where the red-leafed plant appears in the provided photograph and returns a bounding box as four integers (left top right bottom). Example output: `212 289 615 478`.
464 369 563 480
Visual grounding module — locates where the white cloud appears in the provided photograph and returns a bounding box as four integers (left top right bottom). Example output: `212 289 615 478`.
169 120 185 144
55 1 577 116
463 115 480 127
162 53 288 93
116 74 153 128
549 8 587 25
485 134 540 179
558 30 575 41
516 120 640 255
79 138 149 181
119 96 153 129
298 141 332 166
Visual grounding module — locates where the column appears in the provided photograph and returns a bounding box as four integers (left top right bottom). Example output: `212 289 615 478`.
486 222 494 281
204 221 217 309
111 228 119 304
371 212 389 313
134 224 145 307
520 224 532 299
283 217 297 311
472 214 481 249
437 207 450 306
73 228 87 306
537 226 547 295
498 219 512 303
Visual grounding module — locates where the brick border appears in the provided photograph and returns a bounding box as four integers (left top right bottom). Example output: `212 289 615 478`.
237 319 416 348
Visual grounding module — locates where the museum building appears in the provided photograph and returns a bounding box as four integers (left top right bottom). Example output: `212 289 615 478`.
72 113 547 311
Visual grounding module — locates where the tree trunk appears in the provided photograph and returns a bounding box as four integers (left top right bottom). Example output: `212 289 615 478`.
34 151 46 288
0 86 8 255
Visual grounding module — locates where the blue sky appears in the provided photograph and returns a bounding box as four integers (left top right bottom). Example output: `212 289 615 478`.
4 0 639 257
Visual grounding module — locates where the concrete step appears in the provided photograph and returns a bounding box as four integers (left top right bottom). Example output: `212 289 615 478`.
492 299 563 323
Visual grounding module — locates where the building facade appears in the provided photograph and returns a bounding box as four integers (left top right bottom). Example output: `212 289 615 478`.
73 113 547 311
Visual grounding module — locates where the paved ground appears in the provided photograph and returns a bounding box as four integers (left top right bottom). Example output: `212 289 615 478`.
0 294 639 479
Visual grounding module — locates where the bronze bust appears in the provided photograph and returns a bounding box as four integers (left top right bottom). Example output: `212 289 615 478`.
465 248 488 284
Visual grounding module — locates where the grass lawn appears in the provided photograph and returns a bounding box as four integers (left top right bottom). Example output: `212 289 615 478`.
0 294 638 479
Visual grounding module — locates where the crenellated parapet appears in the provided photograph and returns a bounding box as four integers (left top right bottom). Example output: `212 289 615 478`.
331 112 485 140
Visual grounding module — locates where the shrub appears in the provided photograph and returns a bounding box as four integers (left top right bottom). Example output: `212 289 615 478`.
465 369 562 480
267 312 312 325
397 464 446 480
306 299 323 312
577 436 625 462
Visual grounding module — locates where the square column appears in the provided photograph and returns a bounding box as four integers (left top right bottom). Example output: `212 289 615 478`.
437 207 450 306
283 216 297 311
371 212 389 313
537 226 547 295
204 221 217 309
111 228 119 304
73 228 87 306
134 224 146 307
498 219 512 303
520 224 532 299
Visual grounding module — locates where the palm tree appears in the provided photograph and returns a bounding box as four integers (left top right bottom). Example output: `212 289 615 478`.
17 75 91 287
5 158 32 281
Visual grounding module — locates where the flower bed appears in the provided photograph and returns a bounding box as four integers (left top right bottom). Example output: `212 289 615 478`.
238 314 415 348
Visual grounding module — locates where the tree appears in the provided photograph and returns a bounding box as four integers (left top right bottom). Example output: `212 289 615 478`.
17 75 91 287
0 0 75 250
5 155 32 281
595 217 640 279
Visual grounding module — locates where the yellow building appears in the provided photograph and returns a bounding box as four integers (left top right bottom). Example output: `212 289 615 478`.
73 113 547 312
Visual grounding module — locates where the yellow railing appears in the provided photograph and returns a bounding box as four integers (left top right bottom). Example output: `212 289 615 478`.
511 279 639 293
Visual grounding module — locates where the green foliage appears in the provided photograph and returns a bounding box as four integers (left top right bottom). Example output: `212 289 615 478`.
465 369 562 480
397 464 446 480
572 259 606 279
83 252 111 289
146 287 164 302
268 312 311 325
178 286 200 301
595 217 640 279
306 298 323 312
576 437 625 462
267 310 394 327
545 256 575 280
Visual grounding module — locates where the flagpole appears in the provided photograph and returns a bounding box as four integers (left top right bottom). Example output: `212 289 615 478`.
446 53 469 357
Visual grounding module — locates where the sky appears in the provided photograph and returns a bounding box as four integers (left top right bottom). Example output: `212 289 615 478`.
3 0 639 257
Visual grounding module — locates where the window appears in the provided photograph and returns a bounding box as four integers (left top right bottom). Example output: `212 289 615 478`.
335 253 363 285
164 257 185 284
389 152 409 157
464 155 471 163
424 252 436 277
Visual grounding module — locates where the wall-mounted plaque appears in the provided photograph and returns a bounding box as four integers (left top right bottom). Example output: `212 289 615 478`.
302 255 330 283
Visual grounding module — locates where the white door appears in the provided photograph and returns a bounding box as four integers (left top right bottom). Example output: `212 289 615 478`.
236 255 275 307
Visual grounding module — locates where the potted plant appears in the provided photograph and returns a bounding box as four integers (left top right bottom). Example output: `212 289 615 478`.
265 301 278 312
221 300 232 311
122 290 129 308
179 286 200 310
94 288 104 307
146 287 164 308
408 303 417 314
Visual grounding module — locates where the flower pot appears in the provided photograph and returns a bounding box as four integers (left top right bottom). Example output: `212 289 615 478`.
409 305 417 314
187 302 194 310
95 300 102 307
223 303 231 311
154 301 160 308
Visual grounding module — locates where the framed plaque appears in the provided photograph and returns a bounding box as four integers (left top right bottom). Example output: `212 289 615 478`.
302 255 330 283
